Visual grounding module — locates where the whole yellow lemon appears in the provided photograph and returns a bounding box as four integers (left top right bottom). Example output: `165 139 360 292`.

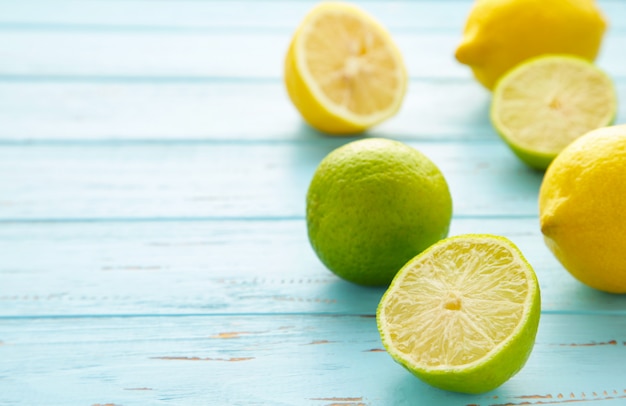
539 125 626 293
455 0 607 90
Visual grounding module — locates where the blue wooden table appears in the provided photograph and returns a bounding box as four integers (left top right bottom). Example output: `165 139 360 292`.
1 1 626 405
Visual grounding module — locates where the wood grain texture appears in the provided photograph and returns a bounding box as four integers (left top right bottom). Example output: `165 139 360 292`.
1 80 624 142
2 218 626 318
1 315 626 405
3 31 625 79
0 141 547 220
1 0 625 404
0 80 494 142
0 0 623 32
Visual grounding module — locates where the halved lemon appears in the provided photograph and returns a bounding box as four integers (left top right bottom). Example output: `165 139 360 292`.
377 234 541 394
284 2 407 135
491 55 617 170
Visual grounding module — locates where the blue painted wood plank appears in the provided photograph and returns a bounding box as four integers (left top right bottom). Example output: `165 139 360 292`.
0 0 625 403
1 30 625 80
0 0 478 31
0 141 544 220
0 0 622 33
0 31 470 79
0 80 494 142
0 0 472 31
1 314 626 405
0 0 624 82
2 218 625 317
0 79 624 142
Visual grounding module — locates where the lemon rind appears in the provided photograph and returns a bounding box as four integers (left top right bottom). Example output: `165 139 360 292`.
292 2 407 130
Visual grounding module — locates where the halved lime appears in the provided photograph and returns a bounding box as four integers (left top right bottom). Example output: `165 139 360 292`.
376 234 541 394
491 55 617 170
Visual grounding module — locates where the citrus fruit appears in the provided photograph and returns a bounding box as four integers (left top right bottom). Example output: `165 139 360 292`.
455 0 607 90
377 234 541 394
539 124 626 293
306 138 452 286
491 55 617 170
284 2 407 135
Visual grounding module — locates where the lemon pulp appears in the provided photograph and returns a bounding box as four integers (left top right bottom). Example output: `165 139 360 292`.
284 2 407 134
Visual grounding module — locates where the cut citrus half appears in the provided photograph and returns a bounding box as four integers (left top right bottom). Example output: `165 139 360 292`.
491 55 617 170
284 2 407 135
377 234 541 394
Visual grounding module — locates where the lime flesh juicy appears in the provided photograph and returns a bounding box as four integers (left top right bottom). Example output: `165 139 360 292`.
491 55 616 170
377 234 541 393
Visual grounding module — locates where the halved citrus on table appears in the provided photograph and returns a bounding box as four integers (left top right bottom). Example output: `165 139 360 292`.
284 2 407 135
491 55 617 170
377 234 541 394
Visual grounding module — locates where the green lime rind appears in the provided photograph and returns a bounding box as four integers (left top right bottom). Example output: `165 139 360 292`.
490 54 617 171
499 137 561 171
376 234 541 394
497 115 617 171
306 138 453 286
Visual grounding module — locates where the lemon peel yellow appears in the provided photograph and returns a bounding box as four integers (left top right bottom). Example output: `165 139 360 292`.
284 2 407 135
306 138 452 286
377 234 541 393
539 124 626 293
455 0 607 90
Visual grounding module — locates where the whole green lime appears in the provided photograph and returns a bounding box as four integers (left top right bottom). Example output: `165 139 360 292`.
306 138 453 286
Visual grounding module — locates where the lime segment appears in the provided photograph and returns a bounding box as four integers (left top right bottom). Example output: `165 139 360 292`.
490 55 617 170
377 234 541 394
